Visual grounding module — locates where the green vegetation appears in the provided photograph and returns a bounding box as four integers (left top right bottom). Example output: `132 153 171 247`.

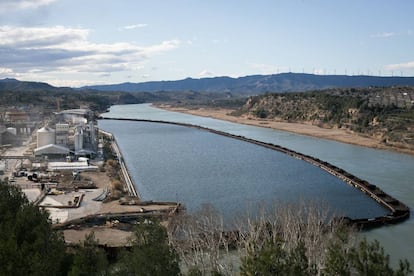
0 182 179 275
0 80 243 116
240 87 414 149
241 234 411 276
241 239 317 275
68 232 108 276
0 183 411 275
0 89 115 113
0 182 66 275
114 219 180 275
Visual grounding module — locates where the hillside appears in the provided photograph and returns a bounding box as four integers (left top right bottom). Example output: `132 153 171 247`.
84 73 414 94
0 78 57 91
236 87 414 151
0 78 236 112
0 78 139 113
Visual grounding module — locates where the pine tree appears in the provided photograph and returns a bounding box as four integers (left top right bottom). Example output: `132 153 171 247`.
0 182 66 275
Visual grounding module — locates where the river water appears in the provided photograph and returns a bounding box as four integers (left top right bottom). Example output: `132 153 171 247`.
99 103 414 265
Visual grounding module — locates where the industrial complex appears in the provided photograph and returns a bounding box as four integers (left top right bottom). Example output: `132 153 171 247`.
0 108 180 247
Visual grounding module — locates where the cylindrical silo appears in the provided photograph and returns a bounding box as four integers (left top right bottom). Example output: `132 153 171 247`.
74 128 83 152
6 127 17 135
37 127 55 148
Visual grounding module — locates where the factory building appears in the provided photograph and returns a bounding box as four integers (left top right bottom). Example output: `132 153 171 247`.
34 109 97 159
3 110 36 137
55 109 92 124
34 144 70 157
4 111 29 123
55 123 69 146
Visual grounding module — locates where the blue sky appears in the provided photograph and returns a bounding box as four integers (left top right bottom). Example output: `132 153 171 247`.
0 0 413 87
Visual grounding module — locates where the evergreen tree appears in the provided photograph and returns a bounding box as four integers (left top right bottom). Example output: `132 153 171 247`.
114 218 180 276
0 183 66 275
69 232 108 276
240 239 316 276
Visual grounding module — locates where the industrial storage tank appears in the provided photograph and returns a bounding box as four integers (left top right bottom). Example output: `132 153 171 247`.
37 127 55 148
6 127 17 135
74 127 83 152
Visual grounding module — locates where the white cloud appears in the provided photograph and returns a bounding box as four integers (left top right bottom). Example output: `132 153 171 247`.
371 30 413 39
0 25 89 47
0 25 181 78
0 0 56 11
385 61 414 70
199 70 214 77
119 24 148 30
0 67 14 74
371 32 396 38
46 78 104 87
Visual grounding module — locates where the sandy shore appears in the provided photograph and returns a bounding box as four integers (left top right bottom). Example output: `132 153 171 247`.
156 105 414 156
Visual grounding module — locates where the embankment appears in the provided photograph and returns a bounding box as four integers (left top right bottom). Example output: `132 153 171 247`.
99 129 139 198
100 117 410 229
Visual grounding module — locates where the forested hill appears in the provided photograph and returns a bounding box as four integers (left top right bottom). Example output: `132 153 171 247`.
237 87 414 150
83 73 414 94
0 78 143 112
0 78 59 91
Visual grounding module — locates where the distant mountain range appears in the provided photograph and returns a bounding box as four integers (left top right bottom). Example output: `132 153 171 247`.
2 73 414 95
83 73 414 94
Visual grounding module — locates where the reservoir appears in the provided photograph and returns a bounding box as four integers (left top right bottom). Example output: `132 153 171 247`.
100 103 414 264
99 119 388 220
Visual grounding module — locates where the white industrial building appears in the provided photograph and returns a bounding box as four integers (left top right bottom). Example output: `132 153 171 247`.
47 160 98 171
55 123 69 146
34 144 70 157
34 108 97 159
56 109 91 124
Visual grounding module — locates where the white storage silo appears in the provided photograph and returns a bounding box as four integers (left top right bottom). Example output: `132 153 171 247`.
37 127 55 148
6 127 17 136
74 128 83 152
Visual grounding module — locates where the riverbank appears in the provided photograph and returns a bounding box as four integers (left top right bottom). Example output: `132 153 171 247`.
156 104 414 156
99 129 139 198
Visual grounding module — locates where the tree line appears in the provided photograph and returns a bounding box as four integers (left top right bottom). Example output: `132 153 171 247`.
0 182 411 275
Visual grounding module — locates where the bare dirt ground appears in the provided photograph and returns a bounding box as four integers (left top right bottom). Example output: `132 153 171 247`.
158 105 414 155
59 169 177 246
81 171 111 189
64 227 133 247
